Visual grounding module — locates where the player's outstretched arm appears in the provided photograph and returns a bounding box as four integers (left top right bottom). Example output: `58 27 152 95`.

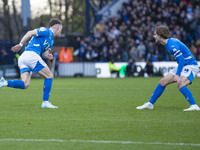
11 29 37 52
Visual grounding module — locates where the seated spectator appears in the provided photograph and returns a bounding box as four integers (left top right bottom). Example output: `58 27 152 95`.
136 41 146 62
112 27 120 39
85 46 98 62
144 59 154 77
0 48 9 65
129 45 138 61
122 50 129 62
94 20 106 36
126 58 136 77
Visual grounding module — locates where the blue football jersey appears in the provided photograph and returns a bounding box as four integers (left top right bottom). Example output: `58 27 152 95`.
165 38 197 65
165 38 198 75
25 27 54 56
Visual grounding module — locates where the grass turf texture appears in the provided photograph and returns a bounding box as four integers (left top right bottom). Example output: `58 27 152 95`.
0 77 200 150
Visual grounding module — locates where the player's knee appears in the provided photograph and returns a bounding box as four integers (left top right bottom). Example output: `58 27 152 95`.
24 85 29 89
159 78 168 86
46 73 53 79
177 83 185 90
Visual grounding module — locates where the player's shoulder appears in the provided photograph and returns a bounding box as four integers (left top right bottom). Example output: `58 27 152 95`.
36 27 53 37
168 38 179 43
165 38 178 52
37 27 50 32
168 38 180 48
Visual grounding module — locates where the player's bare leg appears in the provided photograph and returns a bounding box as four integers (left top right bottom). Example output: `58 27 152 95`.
21 71 31 89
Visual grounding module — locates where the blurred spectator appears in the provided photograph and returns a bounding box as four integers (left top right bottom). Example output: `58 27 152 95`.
73 40 86 61
129 45 138 61
150 53 158 62
94 20 106 36
112 26 120 39
13 53 20 78
100 46 109 62
122 50 129 62
136 42 146 62
126 58 136 77
119 9 129 23
85 46 98 62
0 48 9 65
59 47 73 63
53 50 59 77
109 60 120 77
144 59 154 77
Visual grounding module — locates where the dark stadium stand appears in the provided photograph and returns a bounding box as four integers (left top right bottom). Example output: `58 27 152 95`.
74 0 200 63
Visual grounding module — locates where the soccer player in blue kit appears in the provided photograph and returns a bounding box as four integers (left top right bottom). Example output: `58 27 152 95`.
137 25 200 111
0 18 62 108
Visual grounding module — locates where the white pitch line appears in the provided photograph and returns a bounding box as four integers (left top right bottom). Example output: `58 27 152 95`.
0 139 200 147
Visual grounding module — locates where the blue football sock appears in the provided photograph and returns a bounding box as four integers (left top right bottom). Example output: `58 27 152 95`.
7 80 25 89
179 86 196 105
43 78 53 101
149 83 166 104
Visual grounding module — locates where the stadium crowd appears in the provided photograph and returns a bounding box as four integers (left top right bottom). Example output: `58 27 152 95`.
74 0 200 63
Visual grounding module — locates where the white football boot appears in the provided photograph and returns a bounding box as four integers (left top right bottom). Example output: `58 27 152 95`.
136 102 154 110
183 104 200 111
0 77 7 88
41 101 58 108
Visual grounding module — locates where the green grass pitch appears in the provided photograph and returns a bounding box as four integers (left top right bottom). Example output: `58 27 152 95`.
0 77 200 150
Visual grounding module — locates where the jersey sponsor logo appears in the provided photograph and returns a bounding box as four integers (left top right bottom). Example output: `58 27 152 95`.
44 40 48 45
171 45 175 47
184 68 189 73
40 27 47 32
173 48 177 52
33 44 40 46
44 40 50 49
